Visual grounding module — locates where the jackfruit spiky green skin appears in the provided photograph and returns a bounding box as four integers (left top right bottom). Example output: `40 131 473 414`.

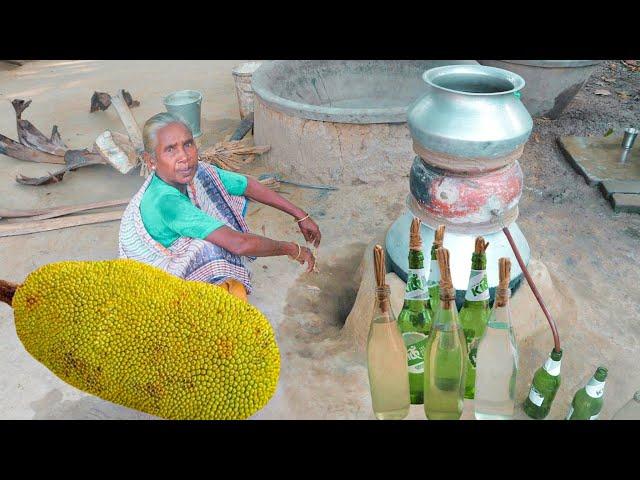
12 259 280 420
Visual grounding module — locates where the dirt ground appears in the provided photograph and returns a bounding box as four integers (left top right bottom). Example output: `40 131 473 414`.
0 60 638 420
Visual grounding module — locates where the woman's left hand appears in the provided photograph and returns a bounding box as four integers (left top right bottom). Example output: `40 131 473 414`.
298 216 322 247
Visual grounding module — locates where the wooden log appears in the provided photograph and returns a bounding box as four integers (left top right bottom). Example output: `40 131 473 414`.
0 211 123 238
229 112 254 141
110 90 147 176
110 90 144 152
0 133 65 164
93 131 138 174
30 199 129 221
0 198 129 220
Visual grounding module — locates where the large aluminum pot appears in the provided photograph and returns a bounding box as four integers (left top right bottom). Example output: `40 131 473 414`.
408 64 533 164
478 60 602 119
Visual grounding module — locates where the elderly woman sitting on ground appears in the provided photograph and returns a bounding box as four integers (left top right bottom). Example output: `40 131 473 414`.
119 112 320 301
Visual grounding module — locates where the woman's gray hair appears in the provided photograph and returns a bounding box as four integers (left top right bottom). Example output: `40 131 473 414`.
142 112 192 156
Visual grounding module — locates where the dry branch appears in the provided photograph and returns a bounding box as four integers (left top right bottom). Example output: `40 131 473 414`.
0 133 65 164
12 99 67 156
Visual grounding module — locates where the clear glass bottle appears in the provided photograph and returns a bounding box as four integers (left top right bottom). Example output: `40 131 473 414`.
523 348 563 419
367 284 411 420
612 390 640 420
398 218 432 405
474 257 518 420
459 237 490 399
566 366 608 420
423 247 466 420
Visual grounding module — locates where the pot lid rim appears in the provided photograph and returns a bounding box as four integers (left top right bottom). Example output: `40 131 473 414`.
423 65 526 97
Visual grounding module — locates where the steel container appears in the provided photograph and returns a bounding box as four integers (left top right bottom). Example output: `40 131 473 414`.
386 64 533 302
408 65 533 162
478 60 602 119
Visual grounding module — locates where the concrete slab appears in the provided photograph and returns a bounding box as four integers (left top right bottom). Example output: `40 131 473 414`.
558 135 640 186
600 180 640 198
611 193 640 213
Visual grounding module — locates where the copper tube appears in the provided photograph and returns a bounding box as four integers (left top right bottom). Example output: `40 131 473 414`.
502 226 561 353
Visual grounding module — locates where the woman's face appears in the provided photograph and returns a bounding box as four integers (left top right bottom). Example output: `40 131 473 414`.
148 122 199 187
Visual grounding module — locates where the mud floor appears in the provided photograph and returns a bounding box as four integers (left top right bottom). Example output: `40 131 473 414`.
0 60 638 420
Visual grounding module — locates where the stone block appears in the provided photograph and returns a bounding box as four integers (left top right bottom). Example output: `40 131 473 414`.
558 135 640 186
600 180 640 198
611 193 640 213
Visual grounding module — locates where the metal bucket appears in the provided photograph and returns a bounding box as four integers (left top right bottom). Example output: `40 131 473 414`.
232 62 262 119
163 90 203 138
477 60 602 119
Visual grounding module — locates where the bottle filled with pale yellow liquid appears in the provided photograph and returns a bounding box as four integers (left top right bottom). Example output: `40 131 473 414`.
366 246 410 420
423 247 467 420
367 285 410 420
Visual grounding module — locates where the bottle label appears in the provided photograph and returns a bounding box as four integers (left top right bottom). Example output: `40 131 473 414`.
403 332 428 374
543 357 562 376
468 343 478 368
405 268 428 300
585 378 606 398
464 269 489 301
528 386 545 407
427 260 440 286
566 406 574 419
463 328 478 368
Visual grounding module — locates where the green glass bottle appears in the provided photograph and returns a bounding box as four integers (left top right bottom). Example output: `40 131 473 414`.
523 348 563 419
566 367 608 420
423 247 467 420
426 225 445 319
398 218 432 404
459 237 490 399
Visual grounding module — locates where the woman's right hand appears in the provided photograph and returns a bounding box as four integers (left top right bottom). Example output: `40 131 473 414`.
289 243 317 273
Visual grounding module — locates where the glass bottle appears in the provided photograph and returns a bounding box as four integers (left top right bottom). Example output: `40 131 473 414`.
523 348 563 419
474 257 518 420
367 245 410 420
566 366 608 420
612 390 640 420
423 247 466 420
459 237 490 399
398 218 432 404
426 225 445 320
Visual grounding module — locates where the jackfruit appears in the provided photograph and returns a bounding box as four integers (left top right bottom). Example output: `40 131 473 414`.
0 259 280 420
